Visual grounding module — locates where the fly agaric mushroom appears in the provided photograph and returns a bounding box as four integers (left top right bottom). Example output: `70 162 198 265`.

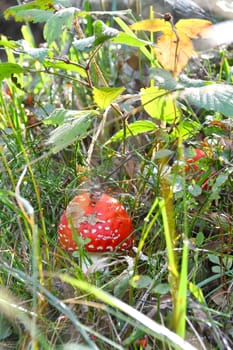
185 148 216 191
185 148 206 173
58 192 134 272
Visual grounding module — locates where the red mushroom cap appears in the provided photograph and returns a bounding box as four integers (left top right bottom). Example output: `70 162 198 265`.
185 148 216 191
58 192 134 253
185 148 206 172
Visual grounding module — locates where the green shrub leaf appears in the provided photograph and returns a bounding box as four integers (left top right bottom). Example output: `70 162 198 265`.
9 9 53 23
150 68 178 90
44 7 77 44
44 108 98 126
141 86 180 123
4 0 53 22
0 63 23 81
93 20 119 46
106 120 157 144
44 59 86 77
73 37 95 52
112 32 152 47
93 87 125 109
18 40 49 63
45 109 97 153
114 17 154 62
187 184 202 197
0 40 17 49
172 120 200 139
181 84 233 117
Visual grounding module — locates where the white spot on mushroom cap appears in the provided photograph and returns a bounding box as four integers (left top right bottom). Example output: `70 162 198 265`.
97 246 104 251
106 246 114 251
87 244 95 249
102 235 112 240
92 229 97 234
108 198 118 204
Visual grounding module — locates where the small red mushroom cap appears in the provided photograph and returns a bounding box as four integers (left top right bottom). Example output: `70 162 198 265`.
185 148 206 172
185 148 216 191
58 192 134 253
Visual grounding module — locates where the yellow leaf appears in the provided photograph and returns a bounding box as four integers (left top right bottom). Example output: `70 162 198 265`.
141 86 180 123
154 32 194 76
130 19 171 33
130 18 212 76
93 87 125 110
176 19 212 38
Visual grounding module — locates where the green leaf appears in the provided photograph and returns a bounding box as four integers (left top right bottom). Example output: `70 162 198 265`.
213 174 228 188
114 17 154 62
208 254 220 265
0 63 23 81
44 59 86 77
44 7 77 44
195 232 205 247
44 109 97 126
181 84 233 117
212 266 220 273
93 20 119 46
172 120 200 139
111 32 152 47
18 40 49 63
153 149 174 160
223 256 233 270
152 283 170 295
150 68 178 90
130 275 152 289
93 87 125 109
105 120 157 144
188 282 205 304
187 184 202 197
8 9 53 23
0 40 17 49
180 74 209 88
4 0 53 22
141 86 180 123
72 37 95 52
45 109 97 153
